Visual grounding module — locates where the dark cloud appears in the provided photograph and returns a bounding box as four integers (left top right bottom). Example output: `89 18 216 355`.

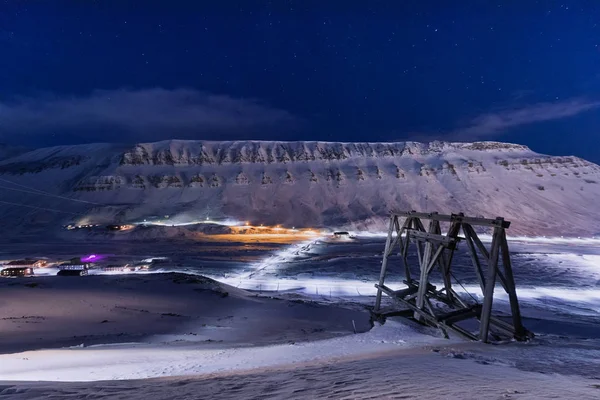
453 98 600 140
0 88 301 143
408 98 600 143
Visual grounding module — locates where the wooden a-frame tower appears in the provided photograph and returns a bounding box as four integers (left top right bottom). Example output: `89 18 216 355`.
374 211 532 343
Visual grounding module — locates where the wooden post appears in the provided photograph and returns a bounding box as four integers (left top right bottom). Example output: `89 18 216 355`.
395 217 412 282
375 215 396 311
499 229 526 339
463 225 486 293
415 218 437 316
464 224 490 260
438 221 459 302
479 224 503 342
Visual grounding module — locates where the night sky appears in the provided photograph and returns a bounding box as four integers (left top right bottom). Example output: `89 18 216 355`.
1 1 600 162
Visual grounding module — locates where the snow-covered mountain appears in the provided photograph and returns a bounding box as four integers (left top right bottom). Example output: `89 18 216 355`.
0 140 599 236
0 144 27 162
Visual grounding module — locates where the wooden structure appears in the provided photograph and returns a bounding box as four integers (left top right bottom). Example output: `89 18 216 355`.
374 211 532 343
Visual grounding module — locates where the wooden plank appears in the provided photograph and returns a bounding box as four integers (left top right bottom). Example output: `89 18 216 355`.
438 304 482 325
393 285 419 297
447 323 479 341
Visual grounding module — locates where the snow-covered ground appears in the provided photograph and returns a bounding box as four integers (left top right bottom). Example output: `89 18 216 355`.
0 233 599 398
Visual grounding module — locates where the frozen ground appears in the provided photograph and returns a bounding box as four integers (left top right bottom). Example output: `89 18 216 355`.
0 234 599 398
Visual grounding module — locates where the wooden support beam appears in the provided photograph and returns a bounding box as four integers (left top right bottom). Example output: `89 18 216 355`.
463 224 491 260
386 216 408 258
415 219 437 315
393 285 419 297
374 215 396 311
425 245 446 275
479 225 503 342
499 229 527 339
413 217 427 232
401 218 411 258
462 226 486 293
406 230 458 248
439 221 461 303
438 304 482 325
448 288 469 308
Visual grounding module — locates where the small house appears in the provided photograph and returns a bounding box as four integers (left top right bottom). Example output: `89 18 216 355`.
7 259 46 268
101 264 133 272
333 231 350 238
57 269 88 276
1 267 35 277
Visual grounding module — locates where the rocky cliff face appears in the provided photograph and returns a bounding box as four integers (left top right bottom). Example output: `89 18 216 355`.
118 140 530 166
0 140 598 236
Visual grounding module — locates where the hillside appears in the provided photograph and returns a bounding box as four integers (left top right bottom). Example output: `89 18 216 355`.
0 140 599 236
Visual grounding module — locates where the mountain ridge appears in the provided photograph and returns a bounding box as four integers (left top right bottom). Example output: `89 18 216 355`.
0 139 598 236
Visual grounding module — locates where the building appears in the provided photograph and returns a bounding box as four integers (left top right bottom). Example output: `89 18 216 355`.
57 269 88 276
6 259 47 268
57 262 90 277
1 267 35 277
333 231 350 238
101 263 150 272
59 263 91 271
101 264 133 272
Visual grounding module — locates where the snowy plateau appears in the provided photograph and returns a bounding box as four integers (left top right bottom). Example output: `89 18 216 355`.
0 139 599 236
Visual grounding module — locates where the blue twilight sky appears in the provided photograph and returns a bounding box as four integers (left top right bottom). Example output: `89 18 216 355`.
1 1 600 162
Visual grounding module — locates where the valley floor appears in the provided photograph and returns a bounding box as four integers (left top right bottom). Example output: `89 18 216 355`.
0 235 599 399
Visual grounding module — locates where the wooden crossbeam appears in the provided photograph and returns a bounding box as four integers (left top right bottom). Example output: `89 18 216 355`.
406 229 458 248
391 211 511 228
438 304 482 325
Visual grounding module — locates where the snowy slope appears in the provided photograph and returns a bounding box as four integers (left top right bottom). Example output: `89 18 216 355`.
0 140 599 235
